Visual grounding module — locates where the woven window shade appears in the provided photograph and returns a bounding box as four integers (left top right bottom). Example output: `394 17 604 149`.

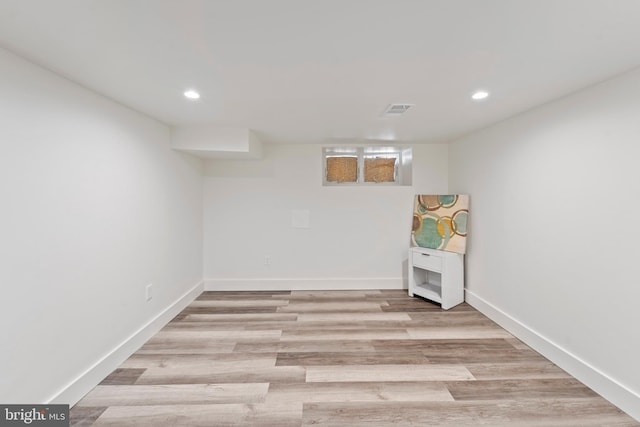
364 158 396 182
326 156 358 182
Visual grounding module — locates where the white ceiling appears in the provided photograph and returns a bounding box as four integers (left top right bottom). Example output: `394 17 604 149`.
2 0 640 144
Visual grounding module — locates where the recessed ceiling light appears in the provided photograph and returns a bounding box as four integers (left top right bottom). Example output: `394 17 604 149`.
471 90 489 101
184 90 200 100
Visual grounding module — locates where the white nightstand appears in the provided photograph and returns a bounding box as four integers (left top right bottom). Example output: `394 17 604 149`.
408 246 464 310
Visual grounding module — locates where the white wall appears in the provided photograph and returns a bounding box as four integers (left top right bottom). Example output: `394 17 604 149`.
203 143 448 289
0 48 203 404
449 68 640 419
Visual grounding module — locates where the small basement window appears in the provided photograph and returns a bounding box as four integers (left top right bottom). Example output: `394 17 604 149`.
326 149 358 183
323 146 412 186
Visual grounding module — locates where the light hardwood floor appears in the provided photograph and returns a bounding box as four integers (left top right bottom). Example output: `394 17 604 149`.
71 290 639 426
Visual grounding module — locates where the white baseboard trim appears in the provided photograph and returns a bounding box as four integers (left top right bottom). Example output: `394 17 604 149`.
465 289 640 422
48 280 204 406
205 277 404 291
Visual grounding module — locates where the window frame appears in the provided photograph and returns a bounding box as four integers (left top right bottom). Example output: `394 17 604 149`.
322 146 410 186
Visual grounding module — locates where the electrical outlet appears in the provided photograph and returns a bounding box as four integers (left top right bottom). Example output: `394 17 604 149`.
146 283 153 302
264 256 271 266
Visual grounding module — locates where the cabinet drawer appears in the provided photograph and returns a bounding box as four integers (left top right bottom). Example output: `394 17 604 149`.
412 251 442 272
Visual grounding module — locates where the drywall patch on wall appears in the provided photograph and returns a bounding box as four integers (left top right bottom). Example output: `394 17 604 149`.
291 209 310 229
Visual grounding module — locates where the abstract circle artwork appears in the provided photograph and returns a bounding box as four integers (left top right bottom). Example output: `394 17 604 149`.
411 194 469 254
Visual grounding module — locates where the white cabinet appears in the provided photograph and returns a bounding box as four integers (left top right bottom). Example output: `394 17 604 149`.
408 246 464 310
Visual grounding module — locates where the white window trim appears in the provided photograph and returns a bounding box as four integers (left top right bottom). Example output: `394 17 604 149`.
322 146 412 186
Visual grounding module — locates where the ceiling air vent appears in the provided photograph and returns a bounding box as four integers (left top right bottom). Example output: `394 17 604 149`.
382 104 414 117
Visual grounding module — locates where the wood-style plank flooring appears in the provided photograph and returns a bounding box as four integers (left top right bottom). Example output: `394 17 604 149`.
71 290 639 426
